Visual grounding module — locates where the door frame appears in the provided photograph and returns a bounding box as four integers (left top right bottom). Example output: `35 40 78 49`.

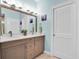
51 1 77 58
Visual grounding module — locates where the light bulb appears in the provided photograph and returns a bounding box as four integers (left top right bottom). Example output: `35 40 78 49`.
1 21 5 24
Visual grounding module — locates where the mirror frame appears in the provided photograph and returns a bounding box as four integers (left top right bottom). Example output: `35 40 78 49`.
0 4 37 34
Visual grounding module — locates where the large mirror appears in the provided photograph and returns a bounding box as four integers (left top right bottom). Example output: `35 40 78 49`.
0 7 37 36
19 13 36 35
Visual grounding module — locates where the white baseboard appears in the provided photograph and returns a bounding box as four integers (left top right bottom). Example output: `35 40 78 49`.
44 51 53 56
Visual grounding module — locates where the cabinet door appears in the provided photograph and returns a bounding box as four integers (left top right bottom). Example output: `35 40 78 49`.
26 38 35 59
2 44 25 59
34 36 44 57
0 51 1 59
0 45 2 59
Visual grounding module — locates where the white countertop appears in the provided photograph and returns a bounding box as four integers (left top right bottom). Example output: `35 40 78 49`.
0 34 45 43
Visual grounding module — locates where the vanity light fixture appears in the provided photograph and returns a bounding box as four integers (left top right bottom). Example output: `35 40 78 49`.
27 10 30 12
18 7 22 9
3 1 16 9
35 13 37 14
1 21 5 24
10 4 16 8
3 1 8 4
2 0 10 6
30 12 34 14
35 13 37 15
26 10 30 13
32 13 37 16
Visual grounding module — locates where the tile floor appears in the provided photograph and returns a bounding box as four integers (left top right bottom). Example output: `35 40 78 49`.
35 54 58 59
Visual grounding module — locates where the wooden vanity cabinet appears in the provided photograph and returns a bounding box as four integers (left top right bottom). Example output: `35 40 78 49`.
26 36 45 59
0 50 1 59
26 38 35 59
0 36 45 59
1 40 26 59
34 36 45 57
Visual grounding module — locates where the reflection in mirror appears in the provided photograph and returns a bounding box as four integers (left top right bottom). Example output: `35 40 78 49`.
20 13 36 35
0 15 5 36
1 8 20 35
28 15 36 34
0 7 37 36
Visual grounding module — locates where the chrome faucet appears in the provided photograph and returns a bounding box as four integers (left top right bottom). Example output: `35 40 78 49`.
8 31 12 37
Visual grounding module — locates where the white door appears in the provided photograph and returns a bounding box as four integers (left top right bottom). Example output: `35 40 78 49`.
53 3 77 59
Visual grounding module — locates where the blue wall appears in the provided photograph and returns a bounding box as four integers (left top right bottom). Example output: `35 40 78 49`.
18 0 37 8
37 0 69 53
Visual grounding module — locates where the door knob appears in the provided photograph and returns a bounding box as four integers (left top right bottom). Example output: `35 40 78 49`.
53 34 55 36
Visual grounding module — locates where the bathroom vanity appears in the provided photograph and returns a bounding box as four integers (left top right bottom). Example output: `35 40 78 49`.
0 34 45 59
0 3 44 59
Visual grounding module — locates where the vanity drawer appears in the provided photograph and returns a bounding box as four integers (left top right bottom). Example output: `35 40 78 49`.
1 39 26 48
